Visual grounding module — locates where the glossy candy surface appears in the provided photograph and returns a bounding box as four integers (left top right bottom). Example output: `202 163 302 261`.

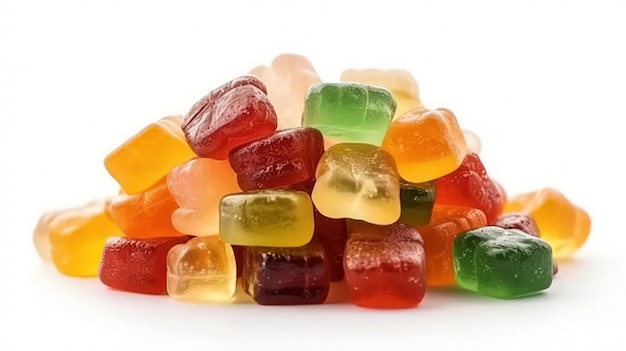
398 180 435 227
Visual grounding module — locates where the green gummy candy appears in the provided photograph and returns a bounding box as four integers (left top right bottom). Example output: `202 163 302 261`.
302 83 396 146
398 180 435 227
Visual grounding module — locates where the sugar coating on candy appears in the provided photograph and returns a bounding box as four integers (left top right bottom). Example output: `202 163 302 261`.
302 82 396 146
503 188 590 259
166 236 236 302
344 222 426 308
228 127 324 191
434 153 504 223
99 236 191 295
167 158 241 236
104 116 196 195
182 75 278 160
312 143 401 225
453 226 553 299
340 68 423 121
107 177 184 239
382 107 468 183
250 54 322 130
48 200 124 277
416 206 487 287
219 189 315 247
242 239 330 305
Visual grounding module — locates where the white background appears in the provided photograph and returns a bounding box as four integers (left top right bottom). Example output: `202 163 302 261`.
1 0 625 350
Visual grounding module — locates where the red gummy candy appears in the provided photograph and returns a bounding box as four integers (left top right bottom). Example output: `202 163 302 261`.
313 207 347 282
99 236 191 295
434 153 504 223
229 127 324 190
182 75 278 160
344 222 426 309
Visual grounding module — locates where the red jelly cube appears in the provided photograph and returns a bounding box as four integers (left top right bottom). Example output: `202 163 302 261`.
344 222 426 309
229 127 324 190
313 207 347 281
182 75 278 160
434 153 504 223
98 236 191 295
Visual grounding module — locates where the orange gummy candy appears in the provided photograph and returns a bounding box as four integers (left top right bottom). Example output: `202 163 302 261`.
107 177 184 239
382 108 468 183
416 206 487 287
504 188 591 259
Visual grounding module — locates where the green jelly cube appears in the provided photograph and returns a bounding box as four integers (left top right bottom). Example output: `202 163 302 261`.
453 226 553 298
302 83 396 145
398 180 435 227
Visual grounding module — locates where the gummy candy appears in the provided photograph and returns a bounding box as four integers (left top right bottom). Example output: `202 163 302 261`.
104 116 196 195
48 200 124 277
219 189 315 247
463 129 482 155
453 226 553 298
33 210 62 262
503 188 591 258
182 75 277 160
166 236 237 302
99 236 191 295
344 221 426 308
229 127 324 191
250 54 322 130
302 83 396 146
311 143 401 225
313 207 348 282
167 158 241 236
382 108 468 183
398 180 436 227
242 239 330 305
340 68 423 120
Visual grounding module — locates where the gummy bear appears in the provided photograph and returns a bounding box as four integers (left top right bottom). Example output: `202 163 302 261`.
219 189 315 247
503 188 590 259
382 108 468 183
340 68 423 120
312 143 401 225
229 127 324 191
167 158 241 236
249 54 322 130
344 221 426 308
99 236 191 295
182 75 277 160
104 116 196 194
302 83 396 146
48 200 124 277
166 236 237 302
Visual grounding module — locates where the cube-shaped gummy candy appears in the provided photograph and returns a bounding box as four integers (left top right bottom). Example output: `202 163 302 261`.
398 180 436 227
453 226 553 299
104 116 196 195
166 236 237 302
219 189 315 247
302 83 396 146
242 239 330 305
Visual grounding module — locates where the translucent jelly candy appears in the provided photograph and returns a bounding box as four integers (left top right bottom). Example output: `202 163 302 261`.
340 69 423 120
107 177 184 239
302 83 396 146
398 180 435 227
219 189 315 247
242 239 330 305
453 226 553 299
382 108 468 183
167 158 241 236
463 129 482 155
229 127 324 191
434 153 504 223
416 206 487 287
503 188 590 258
344 221 426 308
33 210 62 262
166 236 237 302
47 201 123 277
99 236 191 295
182 75 277 160
249 54 322 130
104 116 196 195
312 143 401 225
313 207 348 282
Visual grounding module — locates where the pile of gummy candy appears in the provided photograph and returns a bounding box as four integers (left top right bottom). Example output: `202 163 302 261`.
33 54 591 308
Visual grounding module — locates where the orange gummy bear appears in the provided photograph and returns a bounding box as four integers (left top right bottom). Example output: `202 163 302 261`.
503 188 591 259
